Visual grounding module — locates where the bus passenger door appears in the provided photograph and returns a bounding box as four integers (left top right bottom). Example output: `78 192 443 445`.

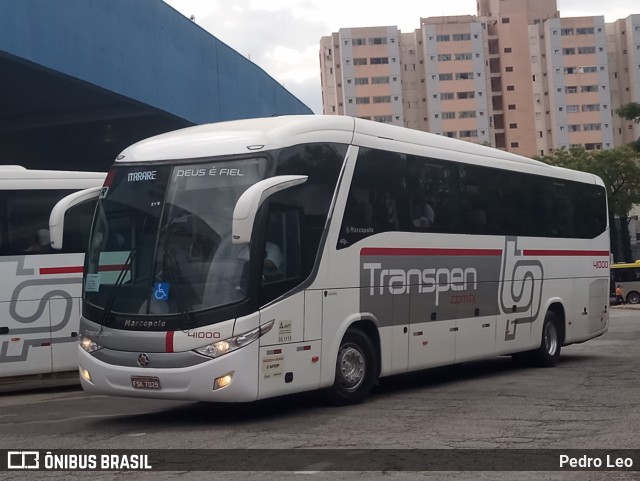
453 284 497 363
408 291 456 371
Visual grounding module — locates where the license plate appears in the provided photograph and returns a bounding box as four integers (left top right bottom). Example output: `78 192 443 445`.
131 376 161 390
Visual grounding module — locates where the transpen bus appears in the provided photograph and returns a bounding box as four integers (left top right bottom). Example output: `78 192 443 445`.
50 116 610 405
0 166 105 379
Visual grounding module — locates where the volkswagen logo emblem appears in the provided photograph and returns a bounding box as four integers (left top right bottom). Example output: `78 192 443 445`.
137 353 150 367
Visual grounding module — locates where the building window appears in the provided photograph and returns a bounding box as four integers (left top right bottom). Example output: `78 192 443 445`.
438 54 452 61
568 124 581 132
509 123 518 128
510 142 519 147
585 143 602 150
436 34 450 42
373 115 393 123
578 46 596 54
567 105 579 113
455 72 474 80
353 58 368 65
459 111 477 119
506 85 515 91
576 27 595 35
354 77 369 85
582 104 600 112
372 76 390 84
439 73 453 81
355 97 370 104
370 57 389 64
580 85 598 93
502 18 510 23
561 28 574 36
508 104 516 110
583 123 601 131
369 37 388 45
373 96 391 104
444 131 457 138
454 53 473 61
505 66 514 72
504 47 512 53
441 92 455 100
562 48 576 55
453 33 471 41
457 91 475 99
352 38 366 46
565 86 578 93
442 112 456 119
459 130 478 138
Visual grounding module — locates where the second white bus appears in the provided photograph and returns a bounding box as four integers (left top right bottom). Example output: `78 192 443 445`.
1 166 105 379
52 116 609 404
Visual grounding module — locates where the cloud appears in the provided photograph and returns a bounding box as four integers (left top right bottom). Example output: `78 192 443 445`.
165 0 638 115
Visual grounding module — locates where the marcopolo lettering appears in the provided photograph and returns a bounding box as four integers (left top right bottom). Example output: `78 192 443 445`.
363 262 478 306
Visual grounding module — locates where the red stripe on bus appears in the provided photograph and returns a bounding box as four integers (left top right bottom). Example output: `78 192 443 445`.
39 266 84 275
165 331 174 353
360 247 502 257
523 250 610 257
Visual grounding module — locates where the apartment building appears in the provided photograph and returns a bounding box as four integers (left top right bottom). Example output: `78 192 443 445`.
320 0 640 156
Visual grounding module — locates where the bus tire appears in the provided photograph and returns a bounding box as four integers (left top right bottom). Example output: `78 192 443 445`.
325 328 376 406
626 291 640 304
531 310 561 367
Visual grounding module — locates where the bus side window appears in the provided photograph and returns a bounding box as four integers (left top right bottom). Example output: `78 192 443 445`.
338 148 406 248
4 189 74 255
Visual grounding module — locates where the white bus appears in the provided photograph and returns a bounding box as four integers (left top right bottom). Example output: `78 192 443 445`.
52 116 610 405
0 166 105 379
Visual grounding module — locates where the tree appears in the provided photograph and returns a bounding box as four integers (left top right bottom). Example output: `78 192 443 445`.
616 102 640 153
616 102 640 124
536 146 640 262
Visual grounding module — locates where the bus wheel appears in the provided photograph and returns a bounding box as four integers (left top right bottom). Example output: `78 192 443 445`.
626 291 640 304
531 310 561 367
325 329 376 406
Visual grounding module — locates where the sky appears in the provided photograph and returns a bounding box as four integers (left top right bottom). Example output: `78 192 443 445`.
163 0 637 115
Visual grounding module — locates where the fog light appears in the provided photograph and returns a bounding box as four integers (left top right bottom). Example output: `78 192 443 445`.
80 367 92 383
213 373 233 391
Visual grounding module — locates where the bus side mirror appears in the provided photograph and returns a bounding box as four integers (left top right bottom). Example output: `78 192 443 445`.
49 186 102 250
232 175 307 244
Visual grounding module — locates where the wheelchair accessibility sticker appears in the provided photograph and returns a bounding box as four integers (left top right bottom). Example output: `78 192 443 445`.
153 282 170 301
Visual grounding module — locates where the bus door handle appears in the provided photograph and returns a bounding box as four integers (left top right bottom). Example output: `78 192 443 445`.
0 327 8 335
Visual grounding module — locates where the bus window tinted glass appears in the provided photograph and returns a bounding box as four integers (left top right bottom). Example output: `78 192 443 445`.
0 190 74 255
339 147 406 248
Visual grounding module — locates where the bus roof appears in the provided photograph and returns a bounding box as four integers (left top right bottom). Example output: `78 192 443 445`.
0 166 106 190
115 115 602 185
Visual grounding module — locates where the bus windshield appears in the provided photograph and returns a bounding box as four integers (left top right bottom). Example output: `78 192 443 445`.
84 158 270 316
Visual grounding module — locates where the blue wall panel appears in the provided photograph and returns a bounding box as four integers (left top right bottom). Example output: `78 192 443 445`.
0 0 311 123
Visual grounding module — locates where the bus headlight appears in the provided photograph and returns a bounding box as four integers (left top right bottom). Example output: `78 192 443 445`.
194 320 274 359
80 336 102 353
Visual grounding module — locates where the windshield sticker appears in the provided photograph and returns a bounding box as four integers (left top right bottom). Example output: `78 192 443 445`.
85 274 100 292
175 167 244 178
153 282 170 301
127 171 157 182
